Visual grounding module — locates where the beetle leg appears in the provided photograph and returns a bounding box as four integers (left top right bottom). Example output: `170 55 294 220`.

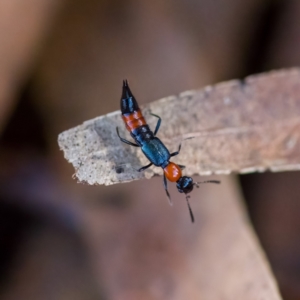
116 127 139 147
138 162 153 172
163 174 173 206
170 143 181 157
150 112 161 136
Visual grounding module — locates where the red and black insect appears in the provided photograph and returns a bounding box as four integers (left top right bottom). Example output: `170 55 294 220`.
117 80 220 222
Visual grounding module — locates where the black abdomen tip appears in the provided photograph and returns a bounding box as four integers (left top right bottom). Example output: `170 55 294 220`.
121 80 140 114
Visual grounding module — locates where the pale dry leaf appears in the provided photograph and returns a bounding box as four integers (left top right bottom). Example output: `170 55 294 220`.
58 68 300 185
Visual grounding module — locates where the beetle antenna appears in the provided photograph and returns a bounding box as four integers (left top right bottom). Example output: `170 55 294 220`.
185 195 194 223
194 180 220 188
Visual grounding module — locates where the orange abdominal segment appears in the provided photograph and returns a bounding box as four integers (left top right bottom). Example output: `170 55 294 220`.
122 110 146 132
164 162 182 182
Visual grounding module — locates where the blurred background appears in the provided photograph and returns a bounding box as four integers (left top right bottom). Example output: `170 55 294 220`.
0 0 300 299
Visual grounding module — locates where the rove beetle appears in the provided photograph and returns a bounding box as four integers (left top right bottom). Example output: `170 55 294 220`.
116 80 220 222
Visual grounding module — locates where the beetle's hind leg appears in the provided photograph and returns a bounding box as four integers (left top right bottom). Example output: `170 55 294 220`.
116 127 139 147
149 112 161 136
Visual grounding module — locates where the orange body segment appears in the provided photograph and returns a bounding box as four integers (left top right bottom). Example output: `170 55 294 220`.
122 109 146 132
164 162 182 182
